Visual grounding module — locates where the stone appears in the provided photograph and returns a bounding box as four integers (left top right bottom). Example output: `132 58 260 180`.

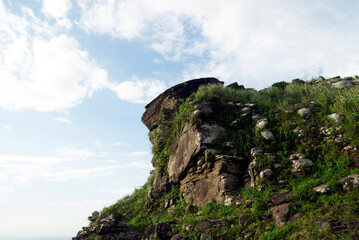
141 78 222 131
332 80 354 89
291 159 313 173
199 233 210 240
309 101 317 107
226 82 245 90
271 191 293 205
292 78 305 84
180 155 246 206
316 76 325 82
170 234 188 240
195 220 222 233
156 221 176 240
352 79 359 85
313 184 330 194
328 113 341 122
340 174 359 190
167 123 225 184
271 203 292 228
259 169 272 179
256 118 268 129
193 102 213 120
298 107 311 116
152 172 170 198
285 102 306 112
261 130 275 141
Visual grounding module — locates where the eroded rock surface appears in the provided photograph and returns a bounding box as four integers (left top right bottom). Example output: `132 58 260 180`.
141 78 222 131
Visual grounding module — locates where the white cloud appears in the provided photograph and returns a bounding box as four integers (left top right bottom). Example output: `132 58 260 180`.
125 151 150 157
109 77 166 103
0 3 109 111
110 142 129 147
55 147 96 159
3 125 12 130
78 0 359 88
54 117 71 123
51 165 121 181
0 186 13 194
97 187 135 195
41 0 73 29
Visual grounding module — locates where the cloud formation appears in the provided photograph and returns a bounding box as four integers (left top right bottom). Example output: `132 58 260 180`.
78 0 359 88
0 2 165 111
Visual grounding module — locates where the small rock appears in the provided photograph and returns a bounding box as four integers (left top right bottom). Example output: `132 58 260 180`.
171 234 188 240
340 174 359 190
328 113 340 123
271 191 293 205
352 79 359 85
222 141 235 148
271 203 292 228
313 184 330 194
292 78 305 84
256 118 269 129
332 80 354 89
156 221 176 240
252 114 261 121
261 130 275 141
298 108 311 116
316 76 325 82
226 82 245 90
259 169 272 179
291 159 313 173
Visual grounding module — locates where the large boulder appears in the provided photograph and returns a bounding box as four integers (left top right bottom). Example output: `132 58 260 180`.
141 78 223 131
180 154 246 206
167 123 226 183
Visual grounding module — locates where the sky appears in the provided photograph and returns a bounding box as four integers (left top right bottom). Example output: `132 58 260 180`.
1 0 359 239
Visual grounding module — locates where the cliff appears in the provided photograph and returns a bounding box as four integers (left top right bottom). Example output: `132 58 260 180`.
73 76 359 240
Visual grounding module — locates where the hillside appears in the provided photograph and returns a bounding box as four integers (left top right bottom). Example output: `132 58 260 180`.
73 76 359 240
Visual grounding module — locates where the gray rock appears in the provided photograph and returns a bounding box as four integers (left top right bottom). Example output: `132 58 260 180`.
340 174 359 190
271 191 293 205
352 79 359 85
298 108 311 116
259 169 272 179
332 80 354 89
291 159 313 173
328 113 340 122
271 203 292 228
261 130 275 141
316 76 325 82
313 184 330 194
193 103 213 118
256 118 268 129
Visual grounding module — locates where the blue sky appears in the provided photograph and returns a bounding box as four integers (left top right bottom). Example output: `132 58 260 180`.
1 0 359 239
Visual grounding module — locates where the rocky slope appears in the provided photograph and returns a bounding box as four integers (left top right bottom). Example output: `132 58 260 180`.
73 76 359 240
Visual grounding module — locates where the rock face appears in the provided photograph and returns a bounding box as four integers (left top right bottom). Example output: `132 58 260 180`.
167 123 225 184
141 78 223 131
271 203 292 228
180 154 246 206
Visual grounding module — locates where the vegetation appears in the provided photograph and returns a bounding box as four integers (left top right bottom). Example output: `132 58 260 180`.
90 77 359 239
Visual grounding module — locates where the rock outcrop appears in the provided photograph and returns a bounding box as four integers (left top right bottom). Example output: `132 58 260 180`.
141 78 223 131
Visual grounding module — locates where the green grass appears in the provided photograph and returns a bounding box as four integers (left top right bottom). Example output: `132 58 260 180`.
85 79 359 239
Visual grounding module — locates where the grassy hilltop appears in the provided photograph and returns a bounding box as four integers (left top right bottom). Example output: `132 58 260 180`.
75 76 359 240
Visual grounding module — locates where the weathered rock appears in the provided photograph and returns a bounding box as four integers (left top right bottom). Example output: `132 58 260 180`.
298 107 311 116
340 174 359 190
256 118 268 129
101 232 143 240
180 155 245 206
271 191 293 205
193 102 213 120
271 203 292 228
292 78 305 84
259 169 272 179
226 82 245 90
291 159 313 173
156 221 176 240
152 172 170 198
261 130 275 141
313 184 330 194
284 102 306 112
332 80 354 89
343 145 359 167
195 220 223 233
328 113 341 122
168 123 225 183
316 76 325 82
170 234 188 240
141 78 222 131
